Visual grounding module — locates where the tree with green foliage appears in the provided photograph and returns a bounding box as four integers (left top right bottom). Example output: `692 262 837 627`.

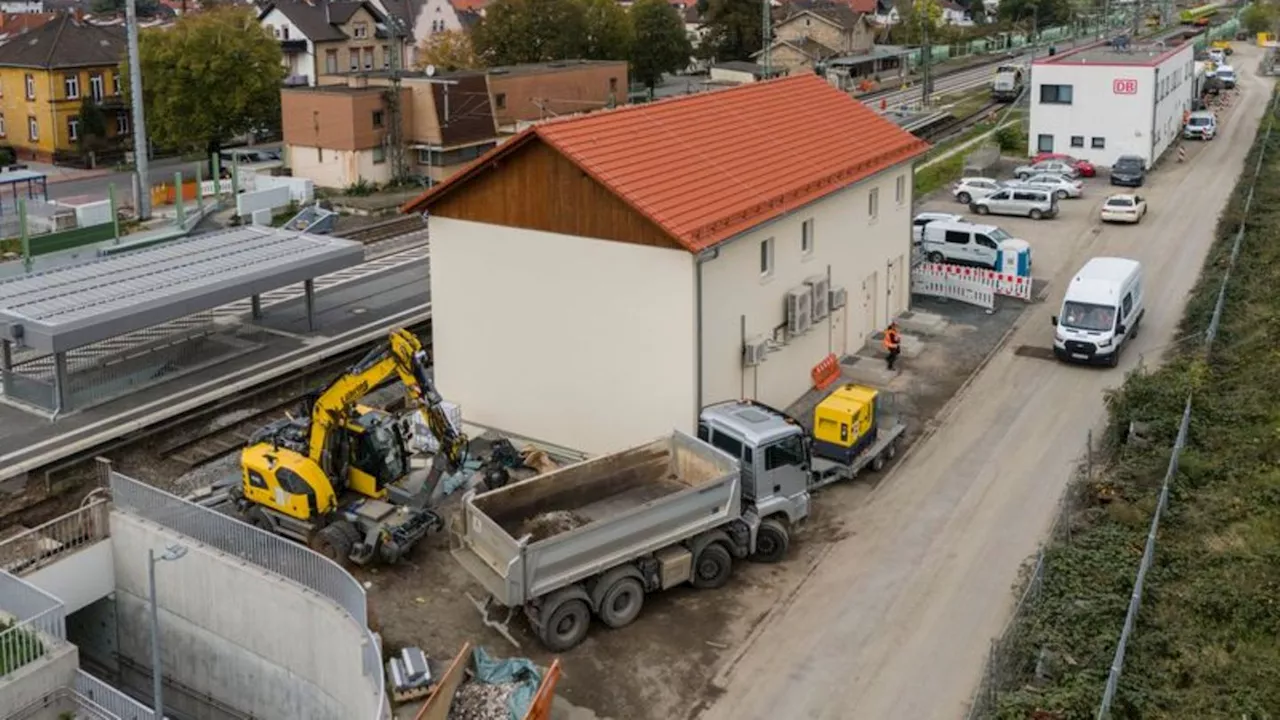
76 97 110 165
91 0 161 17
126 7 283 166
583 0 634 60
894 0 944 45
997 0 1072 33
472 0 592 65
697 0 763 62
1242 2 1276 35
629 0 692 92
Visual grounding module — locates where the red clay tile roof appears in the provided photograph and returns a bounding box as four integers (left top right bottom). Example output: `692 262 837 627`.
405 73 929 252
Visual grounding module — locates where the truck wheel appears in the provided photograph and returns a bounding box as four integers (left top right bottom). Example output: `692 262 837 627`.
692 543 733 590
750 519 790 564
597 576 645 629
312 523 354 565
871 452 887 472
539 595 592 652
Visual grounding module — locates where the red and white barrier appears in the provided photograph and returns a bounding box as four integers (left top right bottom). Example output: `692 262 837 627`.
911 262 1033 310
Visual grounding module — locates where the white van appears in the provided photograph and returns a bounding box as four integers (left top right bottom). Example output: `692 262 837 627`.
1051 257 1144 367
920 220 1013 268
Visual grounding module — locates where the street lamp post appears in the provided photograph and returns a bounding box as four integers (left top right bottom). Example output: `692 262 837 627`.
149 544 187 720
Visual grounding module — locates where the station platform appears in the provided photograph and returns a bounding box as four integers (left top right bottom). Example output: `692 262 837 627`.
0 258 429 485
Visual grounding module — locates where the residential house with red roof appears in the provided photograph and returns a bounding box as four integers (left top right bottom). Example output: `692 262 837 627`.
402 74 929 453
259 0 414 86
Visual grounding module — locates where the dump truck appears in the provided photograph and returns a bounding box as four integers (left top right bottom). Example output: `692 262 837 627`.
452 384 905 652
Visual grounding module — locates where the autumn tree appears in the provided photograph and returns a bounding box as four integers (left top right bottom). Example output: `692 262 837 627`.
630 0 691 92
418 30 483 70
127 7 284 167
698 0 763 62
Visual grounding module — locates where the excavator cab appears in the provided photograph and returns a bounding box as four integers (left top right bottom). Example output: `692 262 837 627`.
346 409 410 497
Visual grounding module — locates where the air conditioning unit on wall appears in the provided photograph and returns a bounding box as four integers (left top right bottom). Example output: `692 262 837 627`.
786 286 812 337
743 335 769 367
830 285 847 310
807 275 829 321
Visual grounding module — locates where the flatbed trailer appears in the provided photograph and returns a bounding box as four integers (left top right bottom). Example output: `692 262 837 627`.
809 422 907 491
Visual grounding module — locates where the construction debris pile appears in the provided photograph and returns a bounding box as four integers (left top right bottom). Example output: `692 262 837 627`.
447 680 520 720
517 510 590 542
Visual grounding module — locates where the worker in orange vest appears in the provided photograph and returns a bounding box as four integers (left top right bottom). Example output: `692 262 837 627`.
883 322 902 371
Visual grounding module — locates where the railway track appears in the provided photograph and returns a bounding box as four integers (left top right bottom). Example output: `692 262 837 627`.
916 100 1005 144
345 215 427 244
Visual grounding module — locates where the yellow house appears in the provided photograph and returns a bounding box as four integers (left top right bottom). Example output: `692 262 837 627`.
0 13 129 164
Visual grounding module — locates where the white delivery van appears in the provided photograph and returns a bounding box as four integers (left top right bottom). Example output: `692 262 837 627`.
1051 257 1144 367
920 220 1015 269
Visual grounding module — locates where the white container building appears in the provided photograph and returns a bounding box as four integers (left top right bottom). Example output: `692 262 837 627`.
1028 34 1197 167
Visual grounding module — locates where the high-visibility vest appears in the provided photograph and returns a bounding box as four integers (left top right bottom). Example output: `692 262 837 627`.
883 330 900 351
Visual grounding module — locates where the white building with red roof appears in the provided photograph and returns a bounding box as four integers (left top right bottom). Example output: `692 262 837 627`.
403 73 929 453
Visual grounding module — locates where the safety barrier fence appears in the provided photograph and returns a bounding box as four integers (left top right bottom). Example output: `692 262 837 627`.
0 499 111 575
0 568 66 678
107 468 387 720
74 669 156 720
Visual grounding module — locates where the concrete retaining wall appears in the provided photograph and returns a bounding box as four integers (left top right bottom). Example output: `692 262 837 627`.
0 641 78 717
24 541 114 614
109 512 376 720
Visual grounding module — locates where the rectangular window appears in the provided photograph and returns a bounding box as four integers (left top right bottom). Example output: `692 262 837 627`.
372 110 384 128
1070 136 1084 148
895 174 905 204
382 45 390 69
24 73 34 100
326 50 339 74
1037 134 1054 153
760 237 774 277
64 73 79 99
89 73 104 102
116 111 129 135
495 93 506 110
0 115 6 137
282 26 290 40
868 187 879 219
1039 84 1072 104
67 116 79 142
27 116 37 141
609 77 618 92
709 431 744 460
349 50 359 72
1091 137 1106 149
372 145 386 164
363 47 374 70
801 218 814 255
112 72 120 95
353 22 368 38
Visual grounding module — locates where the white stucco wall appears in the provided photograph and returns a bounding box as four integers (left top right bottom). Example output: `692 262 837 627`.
261 9 315 86
429 217 697 454
700 165 914 410
287 145 391 189
23 540 114 614
1029 44 1194 166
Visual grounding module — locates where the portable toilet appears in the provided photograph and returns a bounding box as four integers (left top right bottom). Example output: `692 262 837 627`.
997 238 1031 277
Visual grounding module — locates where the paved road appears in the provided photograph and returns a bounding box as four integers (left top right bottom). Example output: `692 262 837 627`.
699 49 1272 720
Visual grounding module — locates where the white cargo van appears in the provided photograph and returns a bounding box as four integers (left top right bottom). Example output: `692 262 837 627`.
1051 257 1144 367
920 220 1014 268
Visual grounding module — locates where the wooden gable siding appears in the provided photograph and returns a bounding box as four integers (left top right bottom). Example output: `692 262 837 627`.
428 139 684 250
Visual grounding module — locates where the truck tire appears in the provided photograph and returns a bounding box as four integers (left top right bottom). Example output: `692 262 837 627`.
750 519 790 564
539 591 592 652
871 452 887 472
596 576 645 629
691 543 733 590
312 522 354 565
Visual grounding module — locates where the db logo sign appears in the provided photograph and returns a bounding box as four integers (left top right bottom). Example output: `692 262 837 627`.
1113 78 1138 95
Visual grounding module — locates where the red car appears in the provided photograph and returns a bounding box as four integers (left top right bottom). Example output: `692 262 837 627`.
1032 152 1097 177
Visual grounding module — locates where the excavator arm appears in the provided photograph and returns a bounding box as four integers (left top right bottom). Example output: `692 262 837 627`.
306 328 468 484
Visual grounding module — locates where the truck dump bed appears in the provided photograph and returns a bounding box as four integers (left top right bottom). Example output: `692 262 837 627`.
452 431 739 606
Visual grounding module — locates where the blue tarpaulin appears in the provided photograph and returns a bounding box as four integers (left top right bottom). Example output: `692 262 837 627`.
472 646 543 720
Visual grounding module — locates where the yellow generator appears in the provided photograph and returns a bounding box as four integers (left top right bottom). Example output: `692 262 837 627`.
812 383 880 465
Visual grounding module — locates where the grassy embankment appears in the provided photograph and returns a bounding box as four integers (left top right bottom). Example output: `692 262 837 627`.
992 91 1280 719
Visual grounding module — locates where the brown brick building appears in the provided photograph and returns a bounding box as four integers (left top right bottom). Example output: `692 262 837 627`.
281 78 412 188
487 60 627 131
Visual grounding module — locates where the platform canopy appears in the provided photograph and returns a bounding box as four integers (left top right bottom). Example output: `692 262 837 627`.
0 226 364 353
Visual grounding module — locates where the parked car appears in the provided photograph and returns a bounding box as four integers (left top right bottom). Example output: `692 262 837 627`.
1208 48 1226 65
912 212 966 243
1110 155 1146 187
951 177 1004 204
219 148 281 165
1052 257 1145 367
1013 160 1080 180
1184 111 1217 140
1031 152 1097 177
1100 194 1147 224
970 187 1059 220
1010 173 1083 199
919 219 1013 268
1217 65 1237 88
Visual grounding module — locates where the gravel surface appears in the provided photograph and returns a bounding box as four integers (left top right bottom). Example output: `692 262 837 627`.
447 681 518 720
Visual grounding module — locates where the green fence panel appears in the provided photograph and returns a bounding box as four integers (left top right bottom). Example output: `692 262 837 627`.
28 222 115 257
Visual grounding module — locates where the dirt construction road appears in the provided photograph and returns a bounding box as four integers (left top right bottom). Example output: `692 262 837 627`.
699 52 1274 720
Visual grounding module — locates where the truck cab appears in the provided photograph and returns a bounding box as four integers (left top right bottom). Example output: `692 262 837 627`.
698 402 813 528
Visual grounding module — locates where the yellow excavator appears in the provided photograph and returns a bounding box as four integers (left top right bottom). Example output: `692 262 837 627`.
233 328 478 566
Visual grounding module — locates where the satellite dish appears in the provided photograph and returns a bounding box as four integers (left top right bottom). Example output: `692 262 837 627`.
426 65 437 77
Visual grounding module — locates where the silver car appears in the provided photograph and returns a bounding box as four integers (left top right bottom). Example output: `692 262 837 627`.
1013 160 1080 180
970 187 1059 220
1009 173 1083 199
951 177 1005 204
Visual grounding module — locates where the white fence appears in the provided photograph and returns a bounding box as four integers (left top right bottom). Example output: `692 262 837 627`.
911 263 1034 310
200 172 314 205
0 569 66 677
74 669 155 720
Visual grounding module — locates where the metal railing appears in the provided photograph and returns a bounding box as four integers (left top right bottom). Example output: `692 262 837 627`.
1095 85 1280 720
0 569 66 677
0 499 111 575
107 468 387 719
75 669 156 720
